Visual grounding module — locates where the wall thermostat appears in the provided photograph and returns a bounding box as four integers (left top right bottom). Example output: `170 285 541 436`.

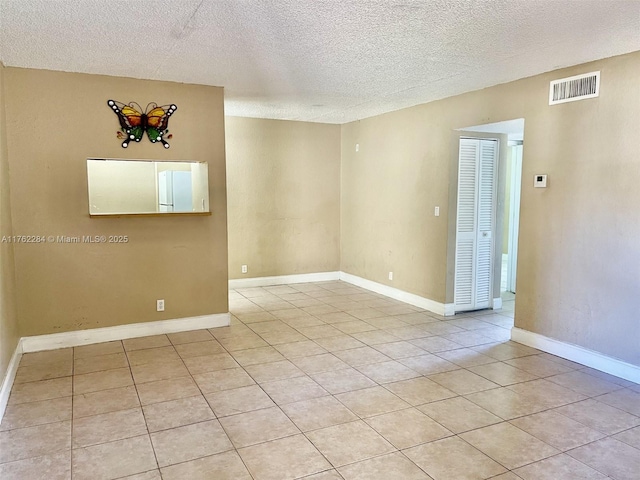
534 174 548 188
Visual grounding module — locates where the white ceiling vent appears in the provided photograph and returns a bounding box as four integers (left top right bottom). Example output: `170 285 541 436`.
549 71 600 105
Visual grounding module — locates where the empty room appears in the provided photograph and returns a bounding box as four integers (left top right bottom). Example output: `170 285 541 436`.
0 1 639 479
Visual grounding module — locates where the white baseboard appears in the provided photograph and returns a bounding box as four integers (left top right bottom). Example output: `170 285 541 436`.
493 297 503 310
21 313 230 353
0 340 23 422
511 327 640 384
339 272 452 317
229 271 340 289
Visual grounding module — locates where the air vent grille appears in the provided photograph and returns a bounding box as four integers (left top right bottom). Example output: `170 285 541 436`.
549 71 600 105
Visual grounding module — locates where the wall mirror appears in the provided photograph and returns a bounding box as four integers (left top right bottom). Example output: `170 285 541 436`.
87 159 210 216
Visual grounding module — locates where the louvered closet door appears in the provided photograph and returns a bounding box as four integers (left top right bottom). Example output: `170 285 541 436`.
454 138 498 312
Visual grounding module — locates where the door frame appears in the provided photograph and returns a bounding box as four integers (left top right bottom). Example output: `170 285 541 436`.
507 142 523 293
445 131 509 314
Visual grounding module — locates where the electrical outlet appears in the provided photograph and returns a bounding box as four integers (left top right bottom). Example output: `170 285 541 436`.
241 265 248 274
388 272 393 280
355 143 360 152
156 299 165 312
434 206 440 216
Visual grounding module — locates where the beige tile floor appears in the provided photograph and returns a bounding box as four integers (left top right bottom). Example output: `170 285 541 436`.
1 280 639 479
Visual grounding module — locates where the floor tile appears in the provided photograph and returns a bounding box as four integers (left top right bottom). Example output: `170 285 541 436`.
383 377 457 406
595 388 640 416
0 451 71 480
297 325 344 339
338 452 433 480
418 396 502 434
120 470 162 479
311 368 376 394
568 437 640 480
506 378 586 408
74 367 133 394
468 362 538 386
0 396 71 431
260 375 329 405
435 347 496 368
14 361 72 384
274 340 327 359
135 376 200 405
505 356 574 377
72 434 157 480
73 385 140 418
314 335 366 352
613 425 640 450
205 385 275 416
404 436 506 480
72 408 147 448
301 469 345 479
74 341 123 359
192 368 255 393
350 330 399 345
335 386 409 418
160 450 251 480
143 395 214 432
292 353 350 374
131 358 190 383
306 420 394 467
232 347 287 367
167 329 214 345
126 346 179 366
371 340 426 359
334 320 378 334
219 406 299 448
510 410 606 451
19 348 72 367
460 422 559 470
7 377 72 405
123 335 171 351
217 334 269 351
356 360 420 384
238 434 331 480
74 352 129 375
465 387 547 419
554 398 640 435
182 353 238 375
398 354 459 375
472 342 538 361
281 396 358 432
0 421 71 464
245 359 306 383
546 370 623 397
150 419 233 467
365 407 451 449
429 368 500 395
513 453 607 479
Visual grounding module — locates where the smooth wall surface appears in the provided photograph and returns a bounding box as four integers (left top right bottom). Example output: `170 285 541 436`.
226 117 340 279
341 51 640 366
4 68 228 336
0 63 19 380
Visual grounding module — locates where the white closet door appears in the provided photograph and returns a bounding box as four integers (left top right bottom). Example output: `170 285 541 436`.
455 138 498 312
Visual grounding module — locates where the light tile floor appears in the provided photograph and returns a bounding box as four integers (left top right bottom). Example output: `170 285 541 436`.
1 280 639 479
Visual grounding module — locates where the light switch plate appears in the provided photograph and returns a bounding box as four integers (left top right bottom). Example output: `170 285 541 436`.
534 174 548 188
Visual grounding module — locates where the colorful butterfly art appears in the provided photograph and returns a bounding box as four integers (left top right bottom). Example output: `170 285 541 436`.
107 100 177 149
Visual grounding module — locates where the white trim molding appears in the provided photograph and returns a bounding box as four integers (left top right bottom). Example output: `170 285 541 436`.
511 327 640 384
229 271 340 289
0 340 23 422
21 313 230 353
492 297 503 310
340 272 452 317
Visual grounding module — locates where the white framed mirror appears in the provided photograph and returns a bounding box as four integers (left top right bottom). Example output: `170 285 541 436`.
87 159 210 216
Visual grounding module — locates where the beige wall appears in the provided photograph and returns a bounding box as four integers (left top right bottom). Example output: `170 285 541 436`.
342 51 640 366
4 68 228 336
0 63 19 381
226 117 340 279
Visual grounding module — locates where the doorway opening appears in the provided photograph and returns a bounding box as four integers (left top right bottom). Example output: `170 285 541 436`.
451 119 524 315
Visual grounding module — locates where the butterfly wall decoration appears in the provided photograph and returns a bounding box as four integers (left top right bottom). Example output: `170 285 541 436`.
107 100 177 148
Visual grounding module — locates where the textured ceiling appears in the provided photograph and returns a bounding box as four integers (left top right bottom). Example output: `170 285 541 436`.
1 0 639 124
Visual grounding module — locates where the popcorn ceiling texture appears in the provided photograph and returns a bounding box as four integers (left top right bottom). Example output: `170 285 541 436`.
0 0 639 123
